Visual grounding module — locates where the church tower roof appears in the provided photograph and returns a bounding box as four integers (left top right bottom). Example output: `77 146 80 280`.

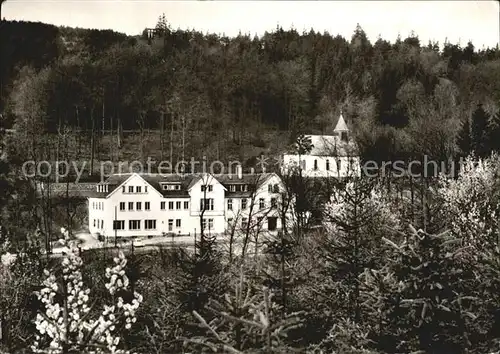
334 111 348 132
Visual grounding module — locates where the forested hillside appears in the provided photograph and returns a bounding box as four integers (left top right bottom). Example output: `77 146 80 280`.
2 17 500 167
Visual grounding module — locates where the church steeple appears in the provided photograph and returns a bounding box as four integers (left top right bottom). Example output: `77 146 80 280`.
334 110 349 142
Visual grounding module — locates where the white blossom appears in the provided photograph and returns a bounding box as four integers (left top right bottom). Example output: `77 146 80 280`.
323 181 400 235
32 236 142 354
438 154 500 250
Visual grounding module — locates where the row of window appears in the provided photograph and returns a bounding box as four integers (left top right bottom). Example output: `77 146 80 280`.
97 185 109 193
227 216 278 231
162 184 214 192
121 183 279 195
202 218 214 230
161 201 189 210
122 186 148 194
305 159 334 171
227 198 245 210
201 185 213 192
112 219 182 231
162 183 181 191
227 184 279 194
93 219 104 229
113 219 158 230
118 201 190 211
115 198 276 213
200 198 214 211
119 201 151 211
92 201 104 210
102 217 277 232
303 158 357 171
267 184 280 193
228 184 248 192
227 197 277 210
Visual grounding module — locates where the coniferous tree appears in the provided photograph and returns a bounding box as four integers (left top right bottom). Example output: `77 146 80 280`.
377 226 482 353
0 114 10 218
456 117 472 156
321 178 400 324
487 108 500 153
470 104 490 158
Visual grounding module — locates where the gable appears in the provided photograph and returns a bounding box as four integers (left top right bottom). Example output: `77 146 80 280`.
257 173 284 191
189 173 226 192
106 173 164 199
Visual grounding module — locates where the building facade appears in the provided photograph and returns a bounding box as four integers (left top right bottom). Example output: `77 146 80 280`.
87 170 292 239
282 112 361 178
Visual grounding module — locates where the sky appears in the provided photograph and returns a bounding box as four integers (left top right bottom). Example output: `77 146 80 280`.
2 0 499 49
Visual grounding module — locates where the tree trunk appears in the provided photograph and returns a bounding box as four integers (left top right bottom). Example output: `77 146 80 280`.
353 200 360 322
117 111 122 151
170 112 174 165
110 109 113 162
99 99 104 161
90 108 95 176
281 231 287 315
410 175 415 224
138 112 145 163
102 99 105 133
182 113 185 163
422 177 428 232
160 111 165 160
76 106 81 156
56 111 61 163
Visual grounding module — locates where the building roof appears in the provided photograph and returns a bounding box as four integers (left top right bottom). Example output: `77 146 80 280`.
36 182 103 198
286 135 356 156
38 172 281 199
217 173 275 197
98 172 277 198
334 112 348 132
102 173 202 198
283 112 357 157
216 173 273 187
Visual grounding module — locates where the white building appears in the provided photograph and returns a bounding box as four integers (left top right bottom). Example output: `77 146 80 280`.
87 170 292 239
282 112 361 178
219 173 288 234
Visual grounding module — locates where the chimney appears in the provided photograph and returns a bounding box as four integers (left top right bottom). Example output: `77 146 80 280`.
237 165 242 179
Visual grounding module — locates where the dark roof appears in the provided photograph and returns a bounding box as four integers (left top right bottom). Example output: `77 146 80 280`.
100 174 130 195
144 174 199 197
284 135 357 156
39 172 279 199
36 182 103 198
101 173 201 198
216 173 273 188
103 174 132 185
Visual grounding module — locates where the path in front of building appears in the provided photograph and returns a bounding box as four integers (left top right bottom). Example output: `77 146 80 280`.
49 231 271 258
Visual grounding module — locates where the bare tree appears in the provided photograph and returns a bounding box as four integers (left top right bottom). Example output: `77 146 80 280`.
198 174 217 260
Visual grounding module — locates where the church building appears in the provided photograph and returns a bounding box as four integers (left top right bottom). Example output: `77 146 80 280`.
281 111 361 178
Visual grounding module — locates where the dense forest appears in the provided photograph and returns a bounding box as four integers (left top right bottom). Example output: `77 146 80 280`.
2 17 500 170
